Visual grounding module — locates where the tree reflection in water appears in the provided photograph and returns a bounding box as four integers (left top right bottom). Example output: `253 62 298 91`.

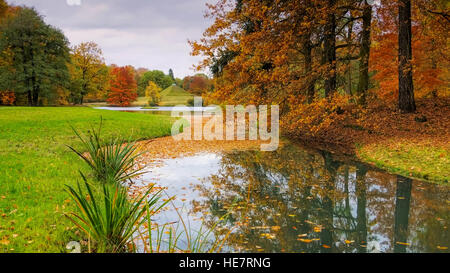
189 144 449 253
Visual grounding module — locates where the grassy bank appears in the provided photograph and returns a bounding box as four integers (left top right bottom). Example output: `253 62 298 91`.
358 139 449 184
0 107 173 253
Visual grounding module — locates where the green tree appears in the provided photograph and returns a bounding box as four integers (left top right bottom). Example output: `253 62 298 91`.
69 42 108 104
168 68 175 82
0 7 70 106
138 70 173 94
145 81 162 106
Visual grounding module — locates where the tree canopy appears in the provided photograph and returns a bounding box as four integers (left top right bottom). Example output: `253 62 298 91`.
0 7 70 106
138 70 174 95
69 42 109 104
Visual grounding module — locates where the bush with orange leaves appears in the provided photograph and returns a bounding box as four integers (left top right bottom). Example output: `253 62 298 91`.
0 91 15 105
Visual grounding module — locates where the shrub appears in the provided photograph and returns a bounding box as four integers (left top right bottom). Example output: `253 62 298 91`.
65 173 169 253
68 121 145 184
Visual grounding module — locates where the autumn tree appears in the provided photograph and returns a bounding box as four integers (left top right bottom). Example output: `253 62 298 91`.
0 7 70 106
0 0 7 18
107 66 138 106
69 42 108 104
398 0 416 112
183 74 212 96
192 0 448 122
145 81 162 106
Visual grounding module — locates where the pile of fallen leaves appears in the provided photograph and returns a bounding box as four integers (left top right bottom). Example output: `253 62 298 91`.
283 97 450 155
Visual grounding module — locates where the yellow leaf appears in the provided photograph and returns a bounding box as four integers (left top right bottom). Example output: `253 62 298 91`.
1 238 10 246
297 239 313 243
271 226 281 232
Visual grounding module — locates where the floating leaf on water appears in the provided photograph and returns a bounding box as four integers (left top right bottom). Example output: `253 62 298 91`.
271 226 281 232
298 239 313 243
313 226 322 233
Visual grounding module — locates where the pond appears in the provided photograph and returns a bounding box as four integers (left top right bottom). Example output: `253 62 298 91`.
98 107 450 253
136 144 449 253
95 106 217 116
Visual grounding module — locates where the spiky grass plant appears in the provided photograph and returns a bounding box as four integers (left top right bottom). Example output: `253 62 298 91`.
65 173 169 253
68 120 145 184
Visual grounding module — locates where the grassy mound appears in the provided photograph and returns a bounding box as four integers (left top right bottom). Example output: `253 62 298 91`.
160 85 194 106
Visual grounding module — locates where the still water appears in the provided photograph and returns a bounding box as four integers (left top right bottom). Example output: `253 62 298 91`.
97 107 449 253
138 144 449 253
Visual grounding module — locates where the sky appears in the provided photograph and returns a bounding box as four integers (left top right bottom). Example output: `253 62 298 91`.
10 0 214 78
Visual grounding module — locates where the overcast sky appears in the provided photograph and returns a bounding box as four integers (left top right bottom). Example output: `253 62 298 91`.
10 0 213 78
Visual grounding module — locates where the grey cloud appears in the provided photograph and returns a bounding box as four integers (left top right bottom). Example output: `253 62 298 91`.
9 0 214 78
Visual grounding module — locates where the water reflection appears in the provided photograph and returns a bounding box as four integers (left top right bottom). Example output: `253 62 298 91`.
142 143 449 253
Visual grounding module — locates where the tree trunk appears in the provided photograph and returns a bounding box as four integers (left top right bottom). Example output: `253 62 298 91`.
31 71 38 106
27 90 33 106
345 15 354 96
324 0 336 97
398 0 416 113
32 88 39 106
356 1 372 106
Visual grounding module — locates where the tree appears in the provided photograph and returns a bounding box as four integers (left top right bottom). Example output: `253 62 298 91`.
0 7 70 106
145 81 162 106
135 67 149 96
168 68 175 82
69 42 108 104
107 66 138 106
183 74 212 96
398 0 416 112
137 70 173 94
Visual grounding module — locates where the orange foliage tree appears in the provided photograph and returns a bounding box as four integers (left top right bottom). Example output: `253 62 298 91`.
192 0 448 108
370 0 449 102
183 74 212 96
107 66 138 106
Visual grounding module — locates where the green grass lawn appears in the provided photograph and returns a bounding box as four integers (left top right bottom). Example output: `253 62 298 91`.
0 107 173 253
